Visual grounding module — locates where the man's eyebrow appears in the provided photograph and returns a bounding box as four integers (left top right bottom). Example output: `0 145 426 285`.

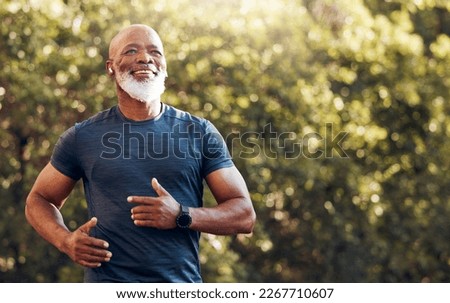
122 43 139 50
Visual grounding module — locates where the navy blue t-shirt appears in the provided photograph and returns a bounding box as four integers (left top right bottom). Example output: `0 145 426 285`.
51 103 233 282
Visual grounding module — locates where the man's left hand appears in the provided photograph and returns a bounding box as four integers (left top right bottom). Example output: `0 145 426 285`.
128 178 179 229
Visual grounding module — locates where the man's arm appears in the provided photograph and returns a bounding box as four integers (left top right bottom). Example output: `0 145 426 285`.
190 166 256 235
25 162 112 268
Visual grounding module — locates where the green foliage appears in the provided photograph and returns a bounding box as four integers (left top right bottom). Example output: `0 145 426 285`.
1 0 448 282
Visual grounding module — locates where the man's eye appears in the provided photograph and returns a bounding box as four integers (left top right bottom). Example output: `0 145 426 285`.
125 49 137 54
151 50 162 56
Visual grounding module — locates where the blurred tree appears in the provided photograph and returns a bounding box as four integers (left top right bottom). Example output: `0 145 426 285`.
0 0 448 282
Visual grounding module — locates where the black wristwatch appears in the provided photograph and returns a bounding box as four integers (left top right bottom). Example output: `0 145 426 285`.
176 204 192 228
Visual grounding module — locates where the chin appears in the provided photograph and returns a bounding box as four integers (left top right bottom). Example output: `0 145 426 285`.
117 71 166 105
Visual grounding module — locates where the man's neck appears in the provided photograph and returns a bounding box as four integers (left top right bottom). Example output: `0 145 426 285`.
118 96 162 121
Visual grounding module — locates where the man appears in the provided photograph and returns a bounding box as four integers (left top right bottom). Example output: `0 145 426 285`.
25 24 256 282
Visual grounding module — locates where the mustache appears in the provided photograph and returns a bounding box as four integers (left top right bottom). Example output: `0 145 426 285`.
126 64 168 78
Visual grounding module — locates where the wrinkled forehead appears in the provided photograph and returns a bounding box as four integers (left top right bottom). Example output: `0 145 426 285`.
108 25 164 58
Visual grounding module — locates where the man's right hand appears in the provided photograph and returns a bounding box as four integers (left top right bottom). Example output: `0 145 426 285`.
61 217 112 268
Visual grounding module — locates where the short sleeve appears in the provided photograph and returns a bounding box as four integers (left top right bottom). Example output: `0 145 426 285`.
201 120 234 177
50 125 83 180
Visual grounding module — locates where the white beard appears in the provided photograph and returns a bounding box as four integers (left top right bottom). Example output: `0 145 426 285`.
116 70 166 105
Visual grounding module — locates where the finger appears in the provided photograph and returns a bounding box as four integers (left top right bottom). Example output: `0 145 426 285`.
78 256 110 268
77 254 111 267
152 178 170 197
86 237 110 249
79 248 113 261
133 218 157 227
131 212 155 221
79 260 103 268
131 204 158 214
78 217 97 235
74 249 112 268
127 196 159 204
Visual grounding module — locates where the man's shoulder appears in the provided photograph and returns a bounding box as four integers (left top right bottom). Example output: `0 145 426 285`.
74 106 118 131
164 103 206 125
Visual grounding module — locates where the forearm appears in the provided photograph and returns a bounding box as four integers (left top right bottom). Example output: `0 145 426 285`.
190 198 256 235
25 192 71 252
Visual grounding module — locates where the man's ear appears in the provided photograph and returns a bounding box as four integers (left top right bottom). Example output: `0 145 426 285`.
106 60 114 75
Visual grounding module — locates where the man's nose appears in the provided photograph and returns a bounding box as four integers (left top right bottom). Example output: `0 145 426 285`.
137 52 154 64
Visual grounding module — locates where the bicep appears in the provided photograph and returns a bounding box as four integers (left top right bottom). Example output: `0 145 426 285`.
205 166 250 204
29 162 77 208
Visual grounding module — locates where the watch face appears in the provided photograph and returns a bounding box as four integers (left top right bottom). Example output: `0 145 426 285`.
177 214 192 228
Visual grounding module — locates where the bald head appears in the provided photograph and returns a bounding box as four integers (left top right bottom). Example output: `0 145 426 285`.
108 24 164 59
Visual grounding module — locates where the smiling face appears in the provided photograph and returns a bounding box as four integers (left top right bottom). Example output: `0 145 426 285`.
107 25 167 105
